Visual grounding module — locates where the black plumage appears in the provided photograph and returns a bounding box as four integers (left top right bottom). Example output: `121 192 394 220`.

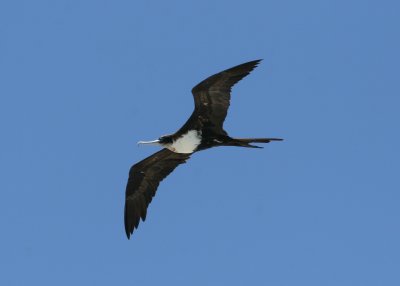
124 149 190 238
124 60 282 238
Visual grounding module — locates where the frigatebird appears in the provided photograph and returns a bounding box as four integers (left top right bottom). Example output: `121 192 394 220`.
124 59 282 238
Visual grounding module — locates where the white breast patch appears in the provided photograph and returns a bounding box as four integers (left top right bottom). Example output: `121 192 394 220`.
168 130 202 154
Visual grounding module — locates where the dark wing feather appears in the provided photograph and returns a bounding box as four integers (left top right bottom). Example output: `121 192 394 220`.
177 59 262 135
124 148 191 238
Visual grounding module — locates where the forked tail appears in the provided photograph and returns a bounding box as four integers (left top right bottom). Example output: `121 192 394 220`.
228 137 283 148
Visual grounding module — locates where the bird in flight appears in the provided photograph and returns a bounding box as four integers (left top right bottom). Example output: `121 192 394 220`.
124 59 282 238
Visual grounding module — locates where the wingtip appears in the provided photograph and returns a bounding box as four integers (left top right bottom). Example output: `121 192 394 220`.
124 207 134 239
234 59 263 70
242 59 263 72
251 59 263 65
125 223 133 239
245 59 263 66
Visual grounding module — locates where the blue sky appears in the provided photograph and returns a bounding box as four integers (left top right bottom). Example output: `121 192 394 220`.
1 0 399 285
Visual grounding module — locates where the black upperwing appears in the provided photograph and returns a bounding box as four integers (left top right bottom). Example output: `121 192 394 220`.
124 149 191 238
176 60 262 136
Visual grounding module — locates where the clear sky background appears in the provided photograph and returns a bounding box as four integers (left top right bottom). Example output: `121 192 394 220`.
1 1 399 285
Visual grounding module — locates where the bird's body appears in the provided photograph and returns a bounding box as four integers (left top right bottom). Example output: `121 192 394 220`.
124 60 283 238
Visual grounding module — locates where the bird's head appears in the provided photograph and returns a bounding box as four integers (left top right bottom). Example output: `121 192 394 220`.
158 135 173 144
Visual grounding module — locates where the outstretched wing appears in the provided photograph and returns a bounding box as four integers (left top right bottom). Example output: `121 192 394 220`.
177 59 262 135
124 149 191 238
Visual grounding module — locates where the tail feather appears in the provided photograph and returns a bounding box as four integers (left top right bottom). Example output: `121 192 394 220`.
228 137 283 148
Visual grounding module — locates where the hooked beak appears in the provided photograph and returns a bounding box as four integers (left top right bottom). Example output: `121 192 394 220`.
137 139 161 146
